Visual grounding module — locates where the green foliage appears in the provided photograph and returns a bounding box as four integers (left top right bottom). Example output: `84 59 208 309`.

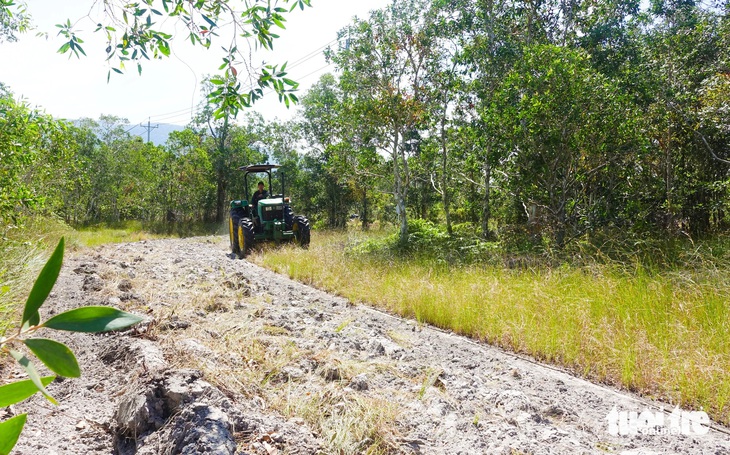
51 0 309 111
0 414 26 455
21 238 64 326
23 339 80 378
352 219 500 265
43 306 143 332
3 0 730 253
0 238 142 453
488 44 646 246
0 377 55 408
0 0 30 43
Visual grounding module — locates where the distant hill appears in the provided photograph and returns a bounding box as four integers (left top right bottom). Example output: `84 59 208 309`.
126 122 187 146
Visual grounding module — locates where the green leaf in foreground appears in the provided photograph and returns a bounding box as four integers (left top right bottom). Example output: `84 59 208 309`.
0 377 55 407
0 414 27 455
22 237 65 326
23 338 80 378
43 306 142 333
9 350 57 405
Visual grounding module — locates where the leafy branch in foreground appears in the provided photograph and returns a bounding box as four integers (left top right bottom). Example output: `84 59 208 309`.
0 237 142 455
47 0 312 111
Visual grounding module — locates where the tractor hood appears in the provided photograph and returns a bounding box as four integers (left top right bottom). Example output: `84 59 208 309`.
258 197 284 207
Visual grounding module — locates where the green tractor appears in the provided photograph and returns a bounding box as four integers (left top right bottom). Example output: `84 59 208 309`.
228 164 311 258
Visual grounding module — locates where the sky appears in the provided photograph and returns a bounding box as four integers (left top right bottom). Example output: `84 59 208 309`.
0 0 392 125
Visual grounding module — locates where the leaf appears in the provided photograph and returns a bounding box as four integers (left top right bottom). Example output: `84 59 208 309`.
21 238 64 326
0 414 27 455
24 339 80 378
201 14 216 29
272 16 286 29
0 377 55 407
159 41 170 57
9 350 57 405
43 306 142 333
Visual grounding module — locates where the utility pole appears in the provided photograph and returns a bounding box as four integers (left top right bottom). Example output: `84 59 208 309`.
139 117 159 143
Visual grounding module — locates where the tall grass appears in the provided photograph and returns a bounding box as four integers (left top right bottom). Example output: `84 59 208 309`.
0 217 73 335
254 228 730 426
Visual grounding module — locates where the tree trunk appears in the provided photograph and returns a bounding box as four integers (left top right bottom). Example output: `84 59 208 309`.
481 153 492 239
214 116 230 224
361 186 369 231
440 115 453 235
393 130 408 245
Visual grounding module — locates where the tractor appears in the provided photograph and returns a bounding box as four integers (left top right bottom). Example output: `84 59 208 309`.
228 164 311 258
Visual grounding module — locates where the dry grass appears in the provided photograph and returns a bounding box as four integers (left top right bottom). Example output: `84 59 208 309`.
0 217 74 334
101 250 405 454
253 229 730 426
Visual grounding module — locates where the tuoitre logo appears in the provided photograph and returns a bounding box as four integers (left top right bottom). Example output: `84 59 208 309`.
606 406 710 436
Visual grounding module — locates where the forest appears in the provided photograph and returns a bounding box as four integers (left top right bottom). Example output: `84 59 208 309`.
1 0 728 257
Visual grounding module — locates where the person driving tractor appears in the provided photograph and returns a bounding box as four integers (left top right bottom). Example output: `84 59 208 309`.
251 181 268 209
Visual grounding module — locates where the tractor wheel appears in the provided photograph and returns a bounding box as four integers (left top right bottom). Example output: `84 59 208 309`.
237 218 255 258
284 205 294 230
292 215 311 248
229 216 240 255
229 207 245 255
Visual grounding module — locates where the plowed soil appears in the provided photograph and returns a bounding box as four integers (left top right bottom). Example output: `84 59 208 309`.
5 237 730 454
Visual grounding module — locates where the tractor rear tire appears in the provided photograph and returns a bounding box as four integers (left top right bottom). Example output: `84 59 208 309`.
292 215 311 248
229 207 246 255
237 218 255 258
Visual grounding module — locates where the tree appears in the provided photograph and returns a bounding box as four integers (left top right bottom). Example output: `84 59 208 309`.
639 1 730 235
329 0 433 243
0 85 59 227
298 73 355 228
489 45 645 247
162 129 216 225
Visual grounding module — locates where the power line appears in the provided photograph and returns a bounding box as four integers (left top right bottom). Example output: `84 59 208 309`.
151 107 200 123
148 105 197 120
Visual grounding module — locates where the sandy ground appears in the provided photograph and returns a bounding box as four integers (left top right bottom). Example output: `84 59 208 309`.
4 237 730 454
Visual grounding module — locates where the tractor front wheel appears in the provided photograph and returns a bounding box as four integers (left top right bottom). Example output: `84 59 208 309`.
237 218 255 258
229 216 240 255
292 215 311 248
229 207 246 256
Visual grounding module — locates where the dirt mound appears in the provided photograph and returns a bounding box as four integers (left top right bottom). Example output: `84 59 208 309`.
7 237 730 454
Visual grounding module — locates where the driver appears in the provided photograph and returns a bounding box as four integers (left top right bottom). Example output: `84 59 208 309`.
251 181 268 210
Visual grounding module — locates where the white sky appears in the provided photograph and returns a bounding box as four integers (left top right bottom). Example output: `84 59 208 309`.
0 0 391 125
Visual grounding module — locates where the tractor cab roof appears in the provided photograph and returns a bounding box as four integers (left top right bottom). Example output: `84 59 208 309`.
238 164 280 173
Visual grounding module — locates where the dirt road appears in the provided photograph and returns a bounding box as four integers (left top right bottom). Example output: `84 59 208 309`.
7 237 730 454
